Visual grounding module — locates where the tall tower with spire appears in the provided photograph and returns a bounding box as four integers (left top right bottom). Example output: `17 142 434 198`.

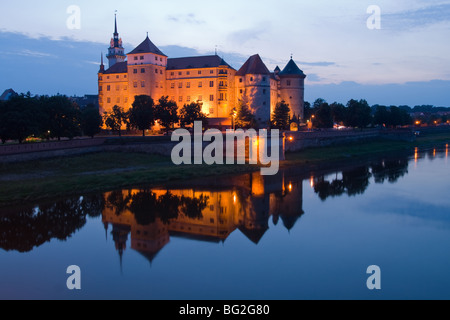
106 14 126 68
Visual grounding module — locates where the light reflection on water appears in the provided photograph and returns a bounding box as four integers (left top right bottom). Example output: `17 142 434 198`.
0 146 449 300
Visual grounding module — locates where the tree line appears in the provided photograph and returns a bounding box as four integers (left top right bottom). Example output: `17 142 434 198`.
0 94 102 144
103 95 208 137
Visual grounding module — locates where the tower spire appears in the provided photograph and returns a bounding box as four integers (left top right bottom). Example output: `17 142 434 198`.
114 12 118 36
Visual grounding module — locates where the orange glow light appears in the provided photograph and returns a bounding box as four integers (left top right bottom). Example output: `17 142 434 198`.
415 147 418 163
288 183 293 192
310 176 314 188
289 136 294 142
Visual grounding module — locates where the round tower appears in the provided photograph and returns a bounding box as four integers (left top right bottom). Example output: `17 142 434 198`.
279 58 306 122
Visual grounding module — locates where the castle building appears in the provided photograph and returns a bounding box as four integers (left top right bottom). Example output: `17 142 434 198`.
98 16 306 127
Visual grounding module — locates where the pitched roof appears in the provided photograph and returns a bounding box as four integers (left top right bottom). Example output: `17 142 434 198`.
236 54 271 76
128 36 167 57
0 89 17 101
279 59 306 77
167 55 234 70
103 61 127 74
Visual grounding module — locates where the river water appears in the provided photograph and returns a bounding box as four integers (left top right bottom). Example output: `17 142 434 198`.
0 145 449 300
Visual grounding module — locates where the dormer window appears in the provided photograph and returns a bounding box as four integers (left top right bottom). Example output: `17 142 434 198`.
140 56 144 60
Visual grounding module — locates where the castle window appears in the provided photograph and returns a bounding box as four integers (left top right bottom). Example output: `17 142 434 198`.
99 76 102 80
198 71 202 75
171 83 175 89
107 76 110 79
287 80 291 86
140 56 144 60
107 85 110 91
141 81 145 87
210 70 214 74
239 78 243 83
133 69 138 74
134 56 138 61
155 69 158 74
116 75 119 79
263 102 266 105
160 57 162 62
156 83 159 88
209 108 214 115
107 98 111 103
133 82 138 88
187 96 191 102
124 86 127 91
124 97 128 103
116 85 120 91
263 77 266 82
179 96 183 102
178 82 183 88
186 82 191 88
124 75 127 78
99 86 102 92
171 72 175 76
117 97 120 103
239 89 243 94
210 95 214 101
155 56 158 61
198 82 202 88
160 70 163 75
141 68 145 73
209 81 214 87
250 77 253 81
187 71 190 75
179 72 182 76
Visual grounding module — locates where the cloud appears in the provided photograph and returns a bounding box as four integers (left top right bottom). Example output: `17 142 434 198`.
299 61 335 67
167 13 205 25
227 24 268 45
383 3 450 29
17 49 57 58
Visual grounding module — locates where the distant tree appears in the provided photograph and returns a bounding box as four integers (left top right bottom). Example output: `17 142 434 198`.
128 95 155 136
179 101 208 128
272 101 291 130
345 99 372 128
81 104 103 138
0 95 40 143
234 99 257 129
43 95 81 141
330 102 347 125
312 99 333 128
373 105 390 126
303 101 312 121
155 96 179 133
104 105 128 137
413 105 434 113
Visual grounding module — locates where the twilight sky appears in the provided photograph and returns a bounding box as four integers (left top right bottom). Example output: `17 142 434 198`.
0 0 449 106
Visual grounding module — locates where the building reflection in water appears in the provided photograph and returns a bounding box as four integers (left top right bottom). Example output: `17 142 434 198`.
102 172 305 265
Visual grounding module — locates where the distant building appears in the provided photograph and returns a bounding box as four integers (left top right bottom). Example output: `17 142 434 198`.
98 15 306 127
70 94 99 109
0 89 18 101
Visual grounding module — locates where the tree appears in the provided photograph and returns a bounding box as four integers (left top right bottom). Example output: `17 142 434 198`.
312 99 333 128
81 104 103 138
330 102 347 125
0 95 40 143
345 99 372 128
304 101 312 121
179 101 208 128
234 99 256 129
373 105 390 126
155 96 179 133
104 105 128 137
128 95 155 136
43 95 81 141
272 101 291 130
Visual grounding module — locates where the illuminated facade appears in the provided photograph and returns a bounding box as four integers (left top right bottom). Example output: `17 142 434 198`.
98 17 306 127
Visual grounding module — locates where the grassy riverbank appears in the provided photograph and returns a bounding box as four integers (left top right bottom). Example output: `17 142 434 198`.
1 132 449 207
